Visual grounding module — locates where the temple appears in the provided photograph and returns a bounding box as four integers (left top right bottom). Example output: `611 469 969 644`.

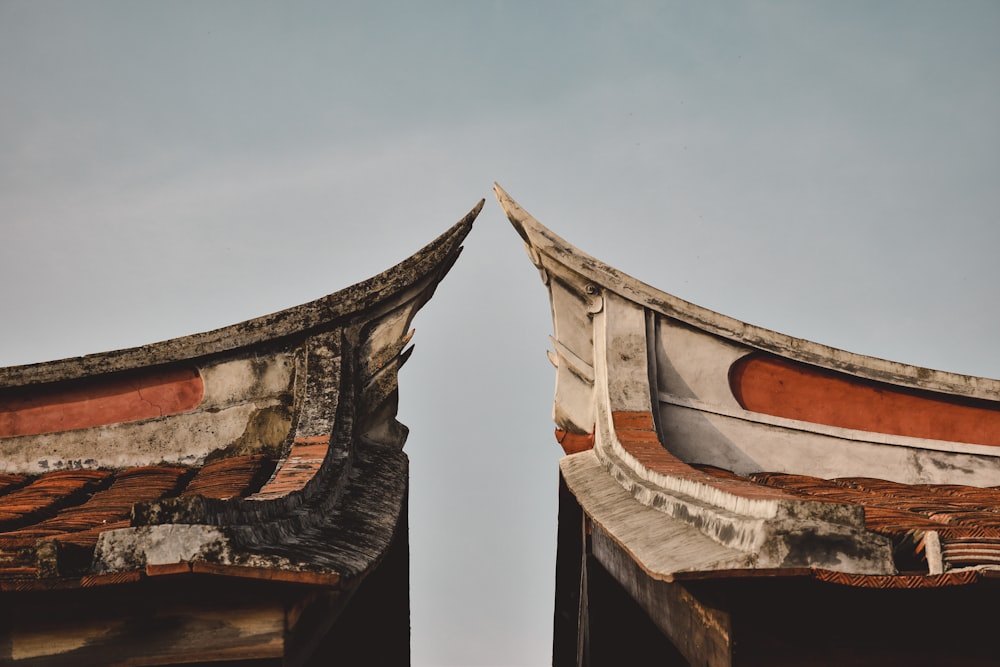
496 184 1000 667
0 201 481 665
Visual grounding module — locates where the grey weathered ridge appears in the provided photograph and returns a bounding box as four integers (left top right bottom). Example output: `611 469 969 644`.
1 199 483 388
495 182 1000 401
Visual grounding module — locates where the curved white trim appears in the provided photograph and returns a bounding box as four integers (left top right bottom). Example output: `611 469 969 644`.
658 391 1000 458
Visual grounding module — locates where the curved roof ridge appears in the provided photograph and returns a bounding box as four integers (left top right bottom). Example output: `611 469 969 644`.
494 183 1000 400
1 199 483 387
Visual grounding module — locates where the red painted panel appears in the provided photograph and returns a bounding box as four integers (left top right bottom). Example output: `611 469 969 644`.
730 354 1000 446
0 368 203 438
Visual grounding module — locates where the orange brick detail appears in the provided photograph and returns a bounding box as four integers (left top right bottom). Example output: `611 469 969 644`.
813 569 980 589
612 411 655 431
555 429 595 455
249 437 330 499
146 561 194 577
615 430 662 447
182 454 275 500
293 435 331 444
80 570 142 587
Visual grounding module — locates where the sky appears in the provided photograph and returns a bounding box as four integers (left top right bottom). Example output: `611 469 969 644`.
1 2 999 665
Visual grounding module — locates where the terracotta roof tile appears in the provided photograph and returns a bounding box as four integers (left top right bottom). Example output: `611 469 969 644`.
183 454 276 500
0 469 110 529
698 466 1000 574
0 454 279 582
248 438 329 500
0 473 28 495
52 520 132 549
34 465 188 533
554 428 595 455
600 411 1000 582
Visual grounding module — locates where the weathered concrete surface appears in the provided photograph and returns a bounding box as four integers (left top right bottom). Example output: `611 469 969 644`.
0 353 296 474
95 524 235 570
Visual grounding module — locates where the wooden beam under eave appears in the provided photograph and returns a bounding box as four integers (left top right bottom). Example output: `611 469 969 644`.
0 574 363 666
589 522 734 667
288 495 412 666
3 600 286 666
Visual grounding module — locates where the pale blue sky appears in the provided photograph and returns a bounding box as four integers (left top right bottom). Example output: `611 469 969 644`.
2 2 999 665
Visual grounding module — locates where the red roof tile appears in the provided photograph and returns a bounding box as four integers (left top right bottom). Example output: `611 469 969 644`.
249 438 329 500
0 469 110 529
0 474 28 495
0 454 280 583
183 454 276 500
695 465 1000 575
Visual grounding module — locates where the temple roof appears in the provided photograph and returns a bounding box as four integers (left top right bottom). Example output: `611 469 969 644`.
497 183 1000 590
0 198 480 663
1 457 274 587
